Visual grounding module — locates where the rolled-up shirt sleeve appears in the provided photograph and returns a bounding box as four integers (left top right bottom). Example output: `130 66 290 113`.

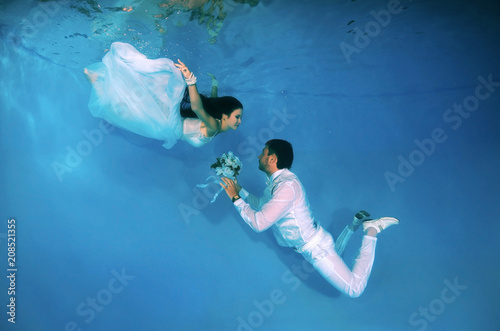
234 183 295 232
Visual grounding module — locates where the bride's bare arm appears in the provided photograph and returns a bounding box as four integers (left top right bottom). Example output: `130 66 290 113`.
175 60 219 135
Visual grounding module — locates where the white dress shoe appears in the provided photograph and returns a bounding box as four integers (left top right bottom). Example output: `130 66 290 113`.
362 217 399 234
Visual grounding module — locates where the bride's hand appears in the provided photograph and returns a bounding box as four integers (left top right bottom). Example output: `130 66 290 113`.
175 59 192 79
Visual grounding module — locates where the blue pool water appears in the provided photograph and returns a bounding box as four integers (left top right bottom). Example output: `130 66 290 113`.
1 0 500 330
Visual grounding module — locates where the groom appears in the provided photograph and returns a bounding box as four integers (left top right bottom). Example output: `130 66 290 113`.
220 139 399 298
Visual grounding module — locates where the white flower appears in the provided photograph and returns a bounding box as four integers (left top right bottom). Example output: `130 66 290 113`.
224 158 234 167
211 151 242 178
222 167 235 178
226 152 241 170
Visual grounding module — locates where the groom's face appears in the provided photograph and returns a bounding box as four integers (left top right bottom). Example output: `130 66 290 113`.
258 147 272 172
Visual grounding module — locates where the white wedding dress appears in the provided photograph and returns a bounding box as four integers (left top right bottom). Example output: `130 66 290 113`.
86 42 212 148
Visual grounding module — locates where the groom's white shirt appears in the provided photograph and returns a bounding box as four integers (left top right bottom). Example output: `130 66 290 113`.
235 168 318 248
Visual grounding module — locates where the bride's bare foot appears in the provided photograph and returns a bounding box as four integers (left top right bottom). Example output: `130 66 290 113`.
84 68 98 84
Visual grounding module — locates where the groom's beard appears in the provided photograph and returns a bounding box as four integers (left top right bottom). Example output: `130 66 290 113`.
258 161 265 172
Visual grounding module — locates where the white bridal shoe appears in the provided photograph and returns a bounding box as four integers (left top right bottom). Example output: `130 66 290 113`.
362 217 399 234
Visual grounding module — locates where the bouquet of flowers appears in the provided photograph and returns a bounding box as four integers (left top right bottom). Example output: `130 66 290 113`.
197 151 242 203
210 151 242 179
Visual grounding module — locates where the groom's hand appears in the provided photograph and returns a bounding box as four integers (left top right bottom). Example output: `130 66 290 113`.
220 177 241 198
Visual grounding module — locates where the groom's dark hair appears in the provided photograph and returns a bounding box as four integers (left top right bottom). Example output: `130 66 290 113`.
266 139 293 169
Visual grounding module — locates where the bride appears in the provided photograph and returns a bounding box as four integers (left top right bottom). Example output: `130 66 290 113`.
84 42 243 148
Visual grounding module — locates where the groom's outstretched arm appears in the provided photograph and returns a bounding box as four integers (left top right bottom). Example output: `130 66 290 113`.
221 177 295 233
238 188 265 210
234 183 294 232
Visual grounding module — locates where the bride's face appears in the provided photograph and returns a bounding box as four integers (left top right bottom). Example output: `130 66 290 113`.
223 108 243 130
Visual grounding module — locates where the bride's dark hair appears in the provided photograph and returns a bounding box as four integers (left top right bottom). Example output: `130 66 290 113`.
180 90 243 119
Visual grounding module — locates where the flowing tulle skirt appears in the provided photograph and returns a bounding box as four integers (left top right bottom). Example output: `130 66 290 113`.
87 42 186 149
